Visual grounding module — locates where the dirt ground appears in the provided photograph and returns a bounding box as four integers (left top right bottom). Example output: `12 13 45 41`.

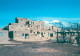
0 40 80 56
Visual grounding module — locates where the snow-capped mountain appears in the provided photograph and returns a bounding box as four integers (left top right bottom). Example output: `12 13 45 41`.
31 17 80 29
44 20 78 28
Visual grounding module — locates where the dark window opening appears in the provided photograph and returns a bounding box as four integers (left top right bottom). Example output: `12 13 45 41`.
12 27 14 28
41 32 44 37
33 22 34 24
52 26 53 29
21 26 23 27
50 33 53 37
28 25 30 28
26 21 29 24
37 31 40 34
21 19 23 21
30 30 33 33
35 34 37 36
34 32 35 34
9 31 13 40
22 33 25 38
48 32 49 36
25 34 29 39
31 22 32 24
48 27 51 30
15 18 18 23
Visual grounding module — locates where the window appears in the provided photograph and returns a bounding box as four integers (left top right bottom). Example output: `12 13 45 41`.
22 33 25 38
21 26 23 27
41 32 44 37
0 32 4 36
52 26 53 29
34 32 35 34
30 30 33 33
26 21 29 24
15 19 18 23
21 19 23 21
48 32 49 36
12 27 14 28
50 33 53 37
31 22 32 24
37 31 40 34
28 25 30 28
33 22 34 24
25 34 29 39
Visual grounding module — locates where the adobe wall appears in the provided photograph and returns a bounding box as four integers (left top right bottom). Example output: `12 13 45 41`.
0 29 9 43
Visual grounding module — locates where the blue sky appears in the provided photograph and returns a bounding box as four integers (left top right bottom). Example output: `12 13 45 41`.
0 0 80 28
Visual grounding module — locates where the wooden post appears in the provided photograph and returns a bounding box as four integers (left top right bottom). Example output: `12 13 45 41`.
63 31 65 42
57 30 58 42
69 32 72 43
77 23 80 44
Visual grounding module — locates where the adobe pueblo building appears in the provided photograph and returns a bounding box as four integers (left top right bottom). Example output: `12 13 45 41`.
6 17 61 41
0 28 9 43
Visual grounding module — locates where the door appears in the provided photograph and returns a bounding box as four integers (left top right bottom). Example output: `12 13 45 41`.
50 33 53 37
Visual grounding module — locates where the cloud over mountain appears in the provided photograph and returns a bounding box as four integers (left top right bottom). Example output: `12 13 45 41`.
30 17 79 28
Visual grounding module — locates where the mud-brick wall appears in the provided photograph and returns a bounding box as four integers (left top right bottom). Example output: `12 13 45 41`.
0 30 9 43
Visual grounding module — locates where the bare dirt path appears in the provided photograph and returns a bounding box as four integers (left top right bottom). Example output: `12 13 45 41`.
0 40 80 56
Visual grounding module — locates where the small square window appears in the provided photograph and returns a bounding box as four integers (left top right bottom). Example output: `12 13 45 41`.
21 19 23 21
0 33 4 36
34 32 35 34
21 26 23 27
12 27 14 28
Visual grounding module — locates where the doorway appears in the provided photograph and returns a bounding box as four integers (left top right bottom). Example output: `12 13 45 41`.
50 33 53 37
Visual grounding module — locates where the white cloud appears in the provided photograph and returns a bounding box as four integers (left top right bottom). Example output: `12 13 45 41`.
52 20 60 23
30 17 80 24
44 21 49 24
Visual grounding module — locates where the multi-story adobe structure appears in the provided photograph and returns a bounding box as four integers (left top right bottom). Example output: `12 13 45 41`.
7 17 61 41
1 17 79 43
0 28 9 43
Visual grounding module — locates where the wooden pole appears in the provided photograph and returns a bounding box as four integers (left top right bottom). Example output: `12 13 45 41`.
77 23 79 44
63 31 65 42
69 33 72 43
57 29 58 42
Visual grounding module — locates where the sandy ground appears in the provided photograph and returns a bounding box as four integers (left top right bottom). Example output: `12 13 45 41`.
0 40 80 56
